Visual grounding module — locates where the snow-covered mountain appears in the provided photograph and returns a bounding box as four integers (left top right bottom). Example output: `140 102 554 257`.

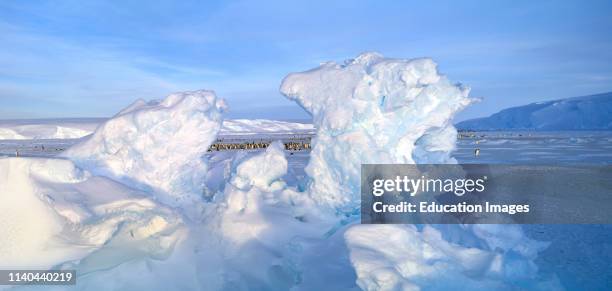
456 92 612 130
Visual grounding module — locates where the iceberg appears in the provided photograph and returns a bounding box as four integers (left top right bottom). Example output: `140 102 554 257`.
280 52 558 290
280 52 472 211
63 90 227 208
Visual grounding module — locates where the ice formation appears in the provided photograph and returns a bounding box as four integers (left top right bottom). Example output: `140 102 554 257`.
63 90 226 207
0 157 182 271
213 142 308 288
210 141 356 290
281 52 472 211
281 52 557 290
0 53 560 290
345 224 559 290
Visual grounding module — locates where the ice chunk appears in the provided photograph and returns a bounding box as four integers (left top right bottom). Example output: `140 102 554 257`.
212 142 328 289
230 141 288 191
63 90 227 207
281 52 473 211
281 52 555 290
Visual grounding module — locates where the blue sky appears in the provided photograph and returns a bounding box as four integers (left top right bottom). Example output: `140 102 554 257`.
1 0 611 121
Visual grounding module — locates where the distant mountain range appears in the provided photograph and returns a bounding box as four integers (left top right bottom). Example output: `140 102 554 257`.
456 92 612 131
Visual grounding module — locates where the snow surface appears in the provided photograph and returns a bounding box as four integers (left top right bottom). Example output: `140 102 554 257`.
457 91 612 130
0 135 609 289
0 53 566 290
0 118 313 140
0 157 183 271
220 119 313 135
345 224 556 290
0 118 101 140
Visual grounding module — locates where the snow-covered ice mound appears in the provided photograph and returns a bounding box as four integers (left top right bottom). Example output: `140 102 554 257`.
281 52 472 210
208 141 347 289
280 52 558 290
63 90 226 207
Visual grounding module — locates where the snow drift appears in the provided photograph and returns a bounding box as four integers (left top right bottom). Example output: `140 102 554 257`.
344 224 558 290
208 142 356 290
0 157 182 271
63 90 226 208
0 118 312 141
0 118 101 140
